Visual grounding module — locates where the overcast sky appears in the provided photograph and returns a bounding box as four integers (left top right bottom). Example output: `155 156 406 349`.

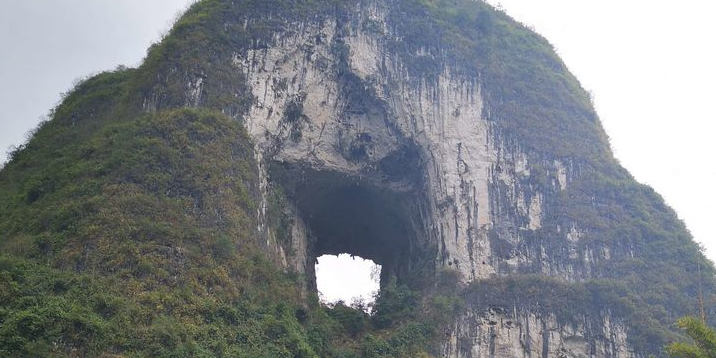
316 254 380 305
484 0 716 264
1 0 714 302
0 0 193 154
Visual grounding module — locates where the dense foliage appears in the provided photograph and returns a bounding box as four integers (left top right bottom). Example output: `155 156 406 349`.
667 317 716 358
0 102 456 357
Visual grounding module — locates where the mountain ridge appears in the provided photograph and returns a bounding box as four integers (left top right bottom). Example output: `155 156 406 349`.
0 0 712 357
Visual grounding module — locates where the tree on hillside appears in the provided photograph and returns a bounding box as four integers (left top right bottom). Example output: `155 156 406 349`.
667 317 716 358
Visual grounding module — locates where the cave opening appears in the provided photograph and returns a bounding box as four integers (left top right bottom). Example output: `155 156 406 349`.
315 253 381 310
269 147 433 300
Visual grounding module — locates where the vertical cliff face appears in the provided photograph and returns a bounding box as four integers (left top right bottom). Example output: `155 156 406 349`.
444 309 634 358
237 2 586 283
223 4 640 355
1 0 712 357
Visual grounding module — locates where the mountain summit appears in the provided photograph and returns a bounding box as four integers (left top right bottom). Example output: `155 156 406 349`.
0 0 711 357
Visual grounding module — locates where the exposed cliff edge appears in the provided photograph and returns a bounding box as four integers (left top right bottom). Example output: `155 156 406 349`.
0 0 713 357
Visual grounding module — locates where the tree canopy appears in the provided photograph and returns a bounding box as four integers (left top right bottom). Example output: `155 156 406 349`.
668 317 716 358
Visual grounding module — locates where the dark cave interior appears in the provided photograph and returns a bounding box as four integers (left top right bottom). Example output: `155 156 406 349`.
269 159 433 290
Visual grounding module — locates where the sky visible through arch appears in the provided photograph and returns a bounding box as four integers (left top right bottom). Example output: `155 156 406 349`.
0 0 714 291
315 254 380 306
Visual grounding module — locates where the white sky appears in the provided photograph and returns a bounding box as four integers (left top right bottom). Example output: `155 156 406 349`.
0 0 194 157
315 254 380 305
0 0 714 285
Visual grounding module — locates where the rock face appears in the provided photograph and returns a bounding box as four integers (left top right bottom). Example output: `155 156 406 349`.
445 309 634 358
239 3 575 281
211 2 641 356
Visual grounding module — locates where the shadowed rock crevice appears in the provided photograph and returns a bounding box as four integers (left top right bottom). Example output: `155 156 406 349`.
270 147 435 290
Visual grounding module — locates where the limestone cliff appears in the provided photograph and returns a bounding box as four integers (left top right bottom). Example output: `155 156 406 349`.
218 4 646 356
0 0 712 357
131 0 716 356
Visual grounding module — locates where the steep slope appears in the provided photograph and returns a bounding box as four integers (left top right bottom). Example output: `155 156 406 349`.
0 0 713 357
0 105 310 356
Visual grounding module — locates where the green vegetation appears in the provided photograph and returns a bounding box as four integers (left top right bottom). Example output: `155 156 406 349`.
558 170 715 318
505 168 716 353
306 274 464 358
0 104 456 357
0 57 455 356
667 317 716 358
0 107 302 356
